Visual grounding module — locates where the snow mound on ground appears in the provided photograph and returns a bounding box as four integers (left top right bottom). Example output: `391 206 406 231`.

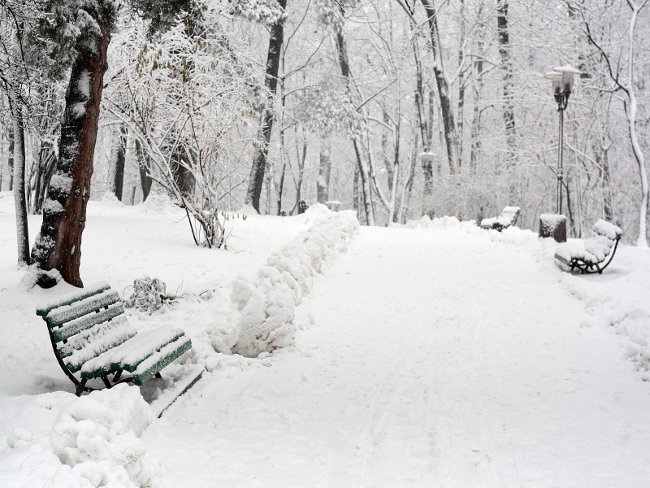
50 384 159 487
228 205 359 357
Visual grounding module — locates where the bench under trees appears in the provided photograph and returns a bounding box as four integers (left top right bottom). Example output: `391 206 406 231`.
36 282 193 396
554 220 623 274
480 206 521 231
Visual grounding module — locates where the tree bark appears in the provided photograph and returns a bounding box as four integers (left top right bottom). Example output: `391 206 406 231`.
497 0 517 171
112 124 127 201
31 32 111 287
317 137 331 204
135 138 153 201
419 0 459 175
469 1 486 172
244 0 287 213
413 38 434 217
335 29 374 225
2 124 14 191
456 0 467 171
8 91 30 265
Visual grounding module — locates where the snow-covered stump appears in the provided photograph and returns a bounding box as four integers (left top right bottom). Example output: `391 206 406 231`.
539 213 567 243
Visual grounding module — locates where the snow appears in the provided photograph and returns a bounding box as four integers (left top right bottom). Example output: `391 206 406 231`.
49 174 73 195
43 198 65 214
2 192 650 487
481 206 520 228
77 70 91 99
594 218 623 239
540 213 565 226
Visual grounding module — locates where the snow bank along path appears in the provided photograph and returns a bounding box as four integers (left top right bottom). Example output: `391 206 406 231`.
145 224 650 487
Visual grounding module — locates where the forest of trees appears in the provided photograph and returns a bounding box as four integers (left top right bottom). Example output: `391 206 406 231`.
1 0 649 285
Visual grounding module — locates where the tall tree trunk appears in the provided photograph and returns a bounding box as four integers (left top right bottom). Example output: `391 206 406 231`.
293 126 307 210
31 32 111 287
497 0 517 171
31 139 57 214
8 91 30 265
2 124 14 191
244 0 287 213
335 28 374 225
399 131 419 224
469 2 486 172
317 137 331 204
456 0 467 171
624 2 648 247
413 39 434 217
419 0 459 175
112 124 127 201
381 110 394 191
135 138 153 201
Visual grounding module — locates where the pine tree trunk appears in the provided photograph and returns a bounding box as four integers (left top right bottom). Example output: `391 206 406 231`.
31 32 111 287
244 0 287 213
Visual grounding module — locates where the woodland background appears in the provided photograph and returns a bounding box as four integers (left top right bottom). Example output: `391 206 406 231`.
1 0 648 252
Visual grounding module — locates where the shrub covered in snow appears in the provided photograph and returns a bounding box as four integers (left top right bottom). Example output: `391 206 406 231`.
50 384 159 487
227 205 359 357
124 276 170 313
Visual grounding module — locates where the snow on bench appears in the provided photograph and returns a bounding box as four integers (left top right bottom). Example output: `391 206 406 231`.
36 283 193 395
480 206 521 231
554 219 623 274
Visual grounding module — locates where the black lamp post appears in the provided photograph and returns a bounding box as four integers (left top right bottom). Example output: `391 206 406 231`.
545 65 580 215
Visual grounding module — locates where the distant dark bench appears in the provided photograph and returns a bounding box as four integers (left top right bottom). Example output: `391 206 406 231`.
480 206 521 232
36 282 192 396
554 220 623 274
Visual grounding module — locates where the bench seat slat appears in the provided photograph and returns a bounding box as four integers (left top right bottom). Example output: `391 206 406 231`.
59 318 138 372
133 336 192 385
81 327 186 379
36 282 111 317
45 290 121 328
52 302 125 342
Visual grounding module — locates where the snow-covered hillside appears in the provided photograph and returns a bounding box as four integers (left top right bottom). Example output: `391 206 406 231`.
1 192 650 487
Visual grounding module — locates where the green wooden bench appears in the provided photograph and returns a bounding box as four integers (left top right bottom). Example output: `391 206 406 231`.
554 219 623 274
36 282 193 396
480 206 521 232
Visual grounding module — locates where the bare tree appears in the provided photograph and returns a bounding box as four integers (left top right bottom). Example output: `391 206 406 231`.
580 0 649 246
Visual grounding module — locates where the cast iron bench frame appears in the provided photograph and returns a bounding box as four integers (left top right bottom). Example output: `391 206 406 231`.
554 221 623 274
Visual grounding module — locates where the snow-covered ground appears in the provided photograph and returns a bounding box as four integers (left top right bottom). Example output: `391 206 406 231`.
1 191 650 487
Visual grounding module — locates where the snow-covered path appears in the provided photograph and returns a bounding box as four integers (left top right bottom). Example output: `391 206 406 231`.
146 226 650 487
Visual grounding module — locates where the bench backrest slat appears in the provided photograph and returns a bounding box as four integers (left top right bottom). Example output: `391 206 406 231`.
36 282 111 317
52 302 125 342
59 317 138 373
45 290 120 328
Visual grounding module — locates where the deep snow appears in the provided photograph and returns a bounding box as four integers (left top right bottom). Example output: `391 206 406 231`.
1 192 650 487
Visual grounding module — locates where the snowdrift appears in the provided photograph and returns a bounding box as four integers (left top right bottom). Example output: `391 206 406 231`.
227 205 359 357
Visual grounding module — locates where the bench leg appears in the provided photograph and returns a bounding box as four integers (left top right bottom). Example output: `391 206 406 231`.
75 379 87 397
102 376 112 388
113 369 123 382
155 372 162 379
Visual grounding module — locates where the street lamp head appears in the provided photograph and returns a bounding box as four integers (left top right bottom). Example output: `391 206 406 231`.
418 151 436 163
546 65 581 110
545 71 563 95
553 65 581 94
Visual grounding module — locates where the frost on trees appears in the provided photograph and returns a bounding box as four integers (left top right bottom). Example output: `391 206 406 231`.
30 0 197 287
